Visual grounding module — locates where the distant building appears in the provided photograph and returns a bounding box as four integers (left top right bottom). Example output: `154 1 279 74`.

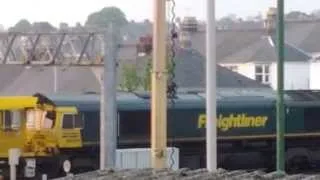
0 47 270 96
0 24 4 32
59 22 69 30
7 6 320 94
177 7 320 90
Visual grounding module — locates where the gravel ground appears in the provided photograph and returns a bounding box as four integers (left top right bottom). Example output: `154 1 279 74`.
53 168 320 180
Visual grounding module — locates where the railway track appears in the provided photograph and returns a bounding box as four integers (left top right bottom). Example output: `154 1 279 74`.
53 168 320 180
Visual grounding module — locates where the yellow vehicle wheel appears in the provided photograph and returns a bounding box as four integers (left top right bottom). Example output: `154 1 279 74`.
62 159 72 174
56 156 73 177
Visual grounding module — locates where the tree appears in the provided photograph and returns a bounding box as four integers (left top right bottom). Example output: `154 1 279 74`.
119 63 141 92
32 22 56 32
245 13 263 22
285 11 311 20
311 9 320 18
218 14 239 28
142 58 152 91
85 6 128 29
9 19 31 32
140 54 174 91
59 22 69 30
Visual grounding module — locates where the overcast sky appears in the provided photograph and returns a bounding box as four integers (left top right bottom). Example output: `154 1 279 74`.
0 0 318 28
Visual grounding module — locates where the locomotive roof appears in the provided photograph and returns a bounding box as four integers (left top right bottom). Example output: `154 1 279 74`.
45 89 320 111
45 88 276 111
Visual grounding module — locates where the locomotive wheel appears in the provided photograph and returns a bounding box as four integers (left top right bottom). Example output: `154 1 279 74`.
46 156 73 178
62 159 72 173
58 156 73 176
287 156 309 173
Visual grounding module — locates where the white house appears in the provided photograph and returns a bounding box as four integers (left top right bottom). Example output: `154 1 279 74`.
310 57 320 89
219 36 312 90
220 7 313 90
178 7 314 90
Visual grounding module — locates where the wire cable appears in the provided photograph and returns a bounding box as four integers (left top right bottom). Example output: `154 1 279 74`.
167 0 178 170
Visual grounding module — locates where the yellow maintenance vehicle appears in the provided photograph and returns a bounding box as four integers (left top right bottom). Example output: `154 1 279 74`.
0 93 84 179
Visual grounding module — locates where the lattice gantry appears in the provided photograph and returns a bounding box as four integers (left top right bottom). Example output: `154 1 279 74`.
0 32 106 65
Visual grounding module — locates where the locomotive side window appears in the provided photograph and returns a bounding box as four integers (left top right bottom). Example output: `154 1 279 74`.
26 109 54 129
304 107 320 131
1 110 21 130
45 111 56 128
63 114 73 129
11 110 21 130
119 110 149 138
3 111 12 130
62 113 84 129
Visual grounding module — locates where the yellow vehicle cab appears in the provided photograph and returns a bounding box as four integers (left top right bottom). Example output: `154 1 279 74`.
0 94 83 179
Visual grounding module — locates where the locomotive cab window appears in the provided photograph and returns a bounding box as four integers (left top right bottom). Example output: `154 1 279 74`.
62 113 84 129
25 109 55 130
0 110 21 131
304 107 320 131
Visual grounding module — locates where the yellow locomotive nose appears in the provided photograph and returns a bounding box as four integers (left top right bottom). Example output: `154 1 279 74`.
0 94 82 179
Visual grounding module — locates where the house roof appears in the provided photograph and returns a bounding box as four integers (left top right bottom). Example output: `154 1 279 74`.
170 48 270 88
0 66 25 93
185 19 320 64
119 48 270 89
189 29 266 62
285 20 320 53
0 49 269 96
0 66 101 96
220 35 311 63
108 19 320 63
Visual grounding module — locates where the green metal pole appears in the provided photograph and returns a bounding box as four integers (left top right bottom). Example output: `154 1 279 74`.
276 0 285 173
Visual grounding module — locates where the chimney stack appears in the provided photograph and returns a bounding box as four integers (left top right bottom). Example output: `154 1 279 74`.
180 16 198 32
178 16 198 49
179 31 192 49
264 7 277 34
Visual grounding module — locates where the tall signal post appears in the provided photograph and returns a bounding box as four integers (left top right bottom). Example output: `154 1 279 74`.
151 0 168 168
151 0 218 170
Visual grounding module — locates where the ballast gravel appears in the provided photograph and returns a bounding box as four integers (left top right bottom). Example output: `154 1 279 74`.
53 168 320 180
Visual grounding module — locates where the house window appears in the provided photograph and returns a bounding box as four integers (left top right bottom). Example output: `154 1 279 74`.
255 64 270 84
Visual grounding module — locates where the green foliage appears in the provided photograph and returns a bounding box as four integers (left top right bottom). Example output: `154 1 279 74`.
167 57 174 78
120 55 175 92
10 19 31 32
142 58 152 91
85 6 128 29
141 55 174 91
9 19 56 33
119 63 141 92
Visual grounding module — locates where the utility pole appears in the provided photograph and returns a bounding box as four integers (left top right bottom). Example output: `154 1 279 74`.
276 0 285 172
100 24 117 169
206 0 217 172
151 0 167 169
